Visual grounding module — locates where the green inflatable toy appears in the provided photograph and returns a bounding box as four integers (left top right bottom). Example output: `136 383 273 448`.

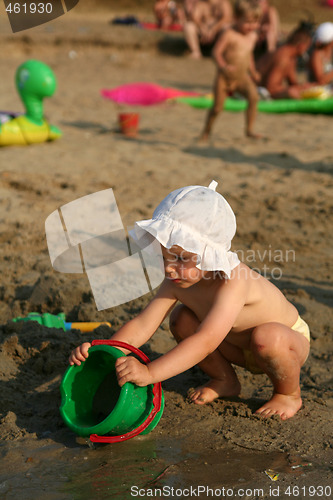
0 60 62 146
176 95 333 114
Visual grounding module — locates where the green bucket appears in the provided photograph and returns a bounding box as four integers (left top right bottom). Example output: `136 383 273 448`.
60 341 164 443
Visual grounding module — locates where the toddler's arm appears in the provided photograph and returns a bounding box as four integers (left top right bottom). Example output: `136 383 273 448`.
68 279 177 366
116 271 249 387
69 342 91 366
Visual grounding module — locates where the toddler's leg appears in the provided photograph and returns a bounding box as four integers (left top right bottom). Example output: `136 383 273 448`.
200 72 227 141
170 305 242 404
250 322 310 419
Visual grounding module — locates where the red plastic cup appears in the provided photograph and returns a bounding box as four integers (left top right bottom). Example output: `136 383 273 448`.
118 112 139 137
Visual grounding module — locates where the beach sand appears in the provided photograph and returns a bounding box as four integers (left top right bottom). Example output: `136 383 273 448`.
0 1 332 498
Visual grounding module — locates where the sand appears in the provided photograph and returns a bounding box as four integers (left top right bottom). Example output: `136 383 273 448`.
0 1 332 498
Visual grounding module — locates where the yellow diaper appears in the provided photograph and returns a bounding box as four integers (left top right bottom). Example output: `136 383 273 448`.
290 315 310 342
243 316 310 375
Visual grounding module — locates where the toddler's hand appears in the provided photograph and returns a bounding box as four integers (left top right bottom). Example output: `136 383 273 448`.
115 356 152 387
69 342 91 366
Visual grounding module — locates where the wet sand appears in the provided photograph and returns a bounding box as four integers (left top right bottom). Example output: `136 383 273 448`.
0 1 332 498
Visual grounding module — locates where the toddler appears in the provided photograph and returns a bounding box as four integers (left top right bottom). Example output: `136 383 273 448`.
70 181 310 420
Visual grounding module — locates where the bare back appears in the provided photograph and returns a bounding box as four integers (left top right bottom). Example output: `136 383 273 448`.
167 263 298 348
258 45 297 91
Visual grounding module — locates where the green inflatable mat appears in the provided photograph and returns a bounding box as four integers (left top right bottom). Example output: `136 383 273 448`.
176 95 333 114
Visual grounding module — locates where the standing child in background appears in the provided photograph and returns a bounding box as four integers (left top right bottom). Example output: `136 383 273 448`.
69 181 311 420
308 22 333 86
200 0 262 140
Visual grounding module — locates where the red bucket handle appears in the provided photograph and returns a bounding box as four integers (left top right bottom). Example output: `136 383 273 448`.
89 340 162 444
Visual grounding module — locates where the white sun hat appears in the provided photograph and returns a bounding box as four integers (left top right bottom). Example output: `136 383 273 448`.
315 22 333 44
131 180 240 278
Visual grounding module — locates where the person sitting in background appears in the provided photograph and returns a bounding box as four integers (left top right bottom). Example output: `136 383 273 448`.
184 0 199 19
256 21 314 99
308 22 333 86
255 0 280 55
154 0 185 29
184 0 233 58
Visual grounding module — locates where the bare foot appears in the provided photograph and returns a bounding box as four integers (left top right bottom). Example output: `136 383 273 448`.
187 378 241 405
246 131 265 139
255 392 302 420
